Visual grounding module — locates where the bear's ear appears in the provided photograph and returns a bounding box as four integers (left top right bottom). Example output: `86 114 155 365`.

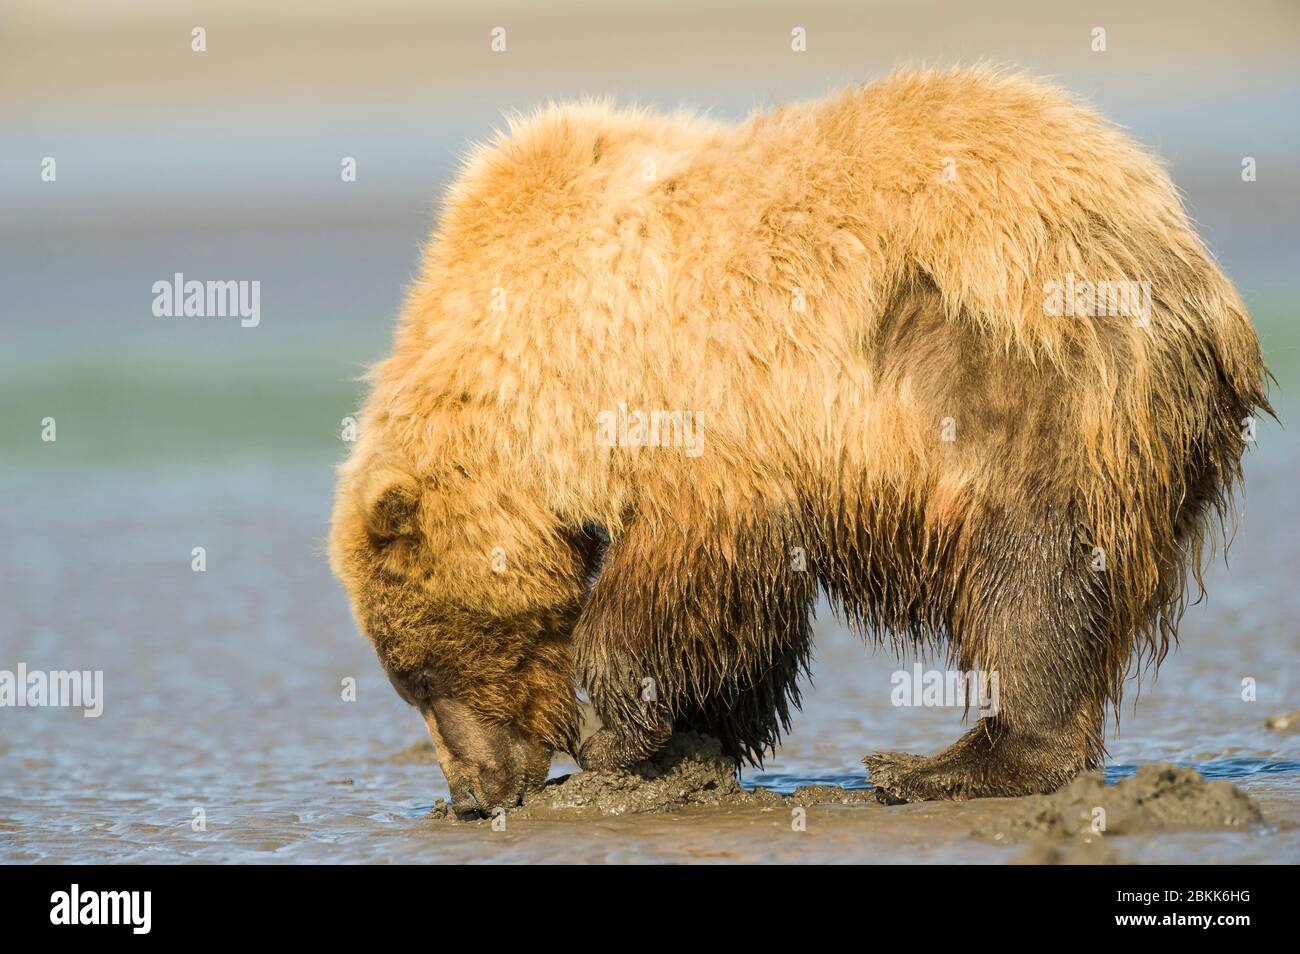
358 464 421 542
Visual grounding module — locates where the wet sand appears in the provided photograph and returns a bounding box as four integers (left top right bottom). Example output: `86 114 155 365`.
407 732 1280 865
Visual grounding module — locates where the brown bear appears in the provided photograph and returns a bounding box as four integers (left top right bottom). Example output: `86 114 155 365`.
328 67 1269 813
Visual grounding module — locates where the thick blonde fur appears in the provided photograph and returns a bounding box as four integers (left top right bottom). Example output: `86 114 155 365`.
330 67 1268 803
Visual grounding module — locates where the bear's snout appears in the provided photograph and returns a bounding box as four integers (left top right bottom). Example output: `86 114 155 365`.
441 758 524 818
422 699 551 818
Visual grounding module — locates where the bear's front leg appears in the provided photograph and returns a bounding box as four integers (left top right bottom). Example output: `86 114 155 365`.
573 505 816 772
573 581 676 772
577 711 674 772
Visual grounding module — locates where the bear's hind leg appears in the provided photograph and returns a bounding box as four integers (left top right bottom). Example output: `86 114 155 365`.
866 512 1111 802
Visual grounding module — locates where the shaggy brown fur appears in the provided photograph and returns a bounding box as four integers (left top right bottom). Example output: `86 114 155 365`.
329 67 1269 810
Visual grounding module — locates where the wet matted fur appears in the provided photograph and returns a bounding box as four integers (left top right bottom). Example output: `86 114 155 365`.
328 67 1269 805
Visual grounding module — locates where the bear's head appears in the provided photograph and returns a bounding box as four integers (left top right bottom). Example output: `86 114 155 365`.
328 456 581 816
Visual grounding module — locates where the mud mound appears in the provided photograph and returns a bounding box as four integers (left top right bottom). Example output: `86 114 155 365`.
529 733 755 815
1001 764 1264 839
426 732 874 820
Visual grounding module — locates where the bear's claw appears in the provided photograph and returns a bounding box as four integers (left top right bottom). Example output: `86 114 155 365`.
865 726 1082 802
866 748 1011 802
863 751 941 804
577 729 626 772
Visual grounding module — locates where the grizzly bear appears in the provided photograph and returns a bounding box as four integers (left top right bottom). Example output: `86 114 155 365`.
329 67 1268 813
